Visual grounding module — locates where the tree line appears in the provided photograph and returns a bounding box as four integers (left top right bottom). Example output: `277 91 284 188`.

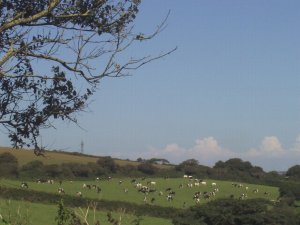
2 151 300 200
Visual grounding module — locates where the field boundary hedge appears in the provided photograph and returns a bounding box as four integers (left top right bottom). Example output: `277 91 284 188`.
0 186 181 219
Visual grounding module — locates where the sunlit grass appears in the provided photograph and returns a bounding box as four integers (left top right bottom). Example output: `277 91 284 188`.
0 198 172 225
0 147 171 169
0 178 279 209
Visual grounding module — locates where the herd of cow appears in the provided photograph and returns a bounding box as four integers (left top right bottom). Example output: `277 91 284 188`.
19 175 272 207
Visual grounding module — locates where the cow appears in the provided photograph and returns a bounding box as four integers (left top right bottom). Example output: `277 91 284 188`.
187 183 193 188
76 191 82 197
213 188 219 193
195 197 201 204
211 182 217 187
47 179 54 184
139 186 149 193
135 183 142 189
239 193 247 200
150 181 156 186
36 178 47 184
167 194 173 201
21 182 28 189
193 191 201 199
58 187 65 194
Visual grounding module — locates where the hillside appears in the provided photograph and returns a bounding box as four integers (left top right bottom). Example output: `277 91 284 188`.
0 146 171 169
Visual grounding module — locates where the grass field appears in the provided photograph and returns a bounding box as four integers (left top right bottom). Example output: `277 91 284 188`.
0 178 279 209
0 147 171 169
0 198 172 225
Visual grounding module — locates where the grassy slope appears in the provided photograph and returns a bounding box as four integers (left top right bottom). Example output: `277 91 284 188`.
0 147 171 169
0 178 279 209
0 198 171 225
0 147 98 166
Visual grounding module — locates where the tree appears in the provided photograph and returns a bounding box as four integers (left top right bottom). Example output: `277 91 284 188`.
176 159 200 175
0 0 175 153
286 165 300 179
180 159 199 167
147 157 170 164
96 156 118 173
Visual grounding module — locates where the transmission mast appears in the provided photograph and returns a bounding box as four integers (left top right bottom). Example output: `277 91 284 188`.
80 140 84 154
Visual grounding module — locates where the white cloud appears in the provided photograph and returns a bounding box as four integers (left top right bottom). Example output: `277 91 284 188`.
150 143 184 157
188 137 235 164
143 137 235 166
291 135 300 153
138 134 300 171
246 136 285 157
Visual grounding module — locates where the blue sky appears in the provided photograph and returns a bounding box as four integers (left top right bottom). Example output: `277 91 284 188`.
1 0 300 171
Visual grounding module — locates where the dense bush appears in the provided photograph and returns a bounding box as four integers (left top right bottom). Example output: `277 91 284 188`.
172 198 300 225
278 181 300 200
137 162 157 175
0 152 19 177
96 156 119 173
63 163 92 177
19 160 45 178
45 164 63 178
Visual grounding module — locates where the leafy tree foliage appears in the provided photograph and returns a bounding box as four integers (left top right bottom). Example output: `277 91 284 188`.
147 158 170 164
0 0 175 151
286 165 300 179
96 156 119 173
213 158 265 181
176 159 212 176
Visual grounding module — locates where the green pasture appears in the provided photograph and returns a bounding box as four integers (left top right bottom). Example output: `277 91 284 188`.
0 198 171 225
0 178 279 209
